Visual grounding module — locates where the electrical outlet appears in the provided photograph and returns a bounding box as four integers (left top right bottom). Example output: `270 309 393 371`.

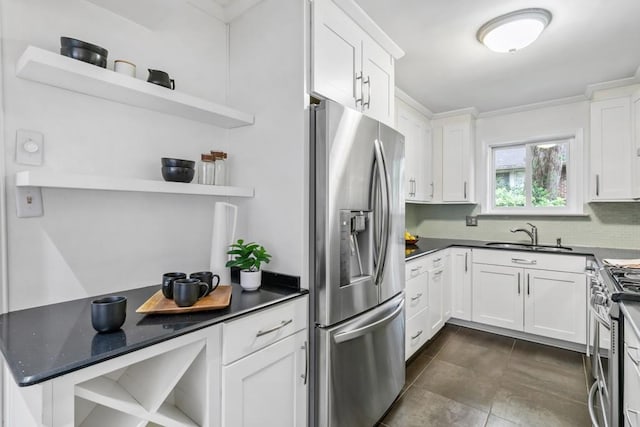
16 187 43 218
466 215 478 226
16 130 44 166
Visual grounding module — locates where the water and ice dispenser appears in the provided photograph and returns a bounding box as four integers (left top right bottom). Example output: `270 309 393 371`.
339 210 374 286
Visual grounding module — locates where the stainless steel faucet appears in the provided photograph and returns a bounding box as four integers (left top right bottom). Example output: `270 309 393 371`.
510 223 538 245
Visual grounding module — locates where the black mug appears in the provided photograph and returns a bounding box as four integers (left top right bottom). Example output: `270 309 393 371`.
173 278 209 307
91 296 127 333
190 271 221 296
162 272 187 299
147 69 175 90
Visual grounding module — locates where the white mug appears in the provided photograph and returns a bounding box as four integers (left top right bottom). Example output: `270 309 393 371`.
114 60 136 77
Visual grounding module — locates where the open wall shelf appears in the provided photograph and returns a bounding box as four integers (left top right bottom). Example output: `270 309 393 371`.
16 46 254 128
16 170 254 198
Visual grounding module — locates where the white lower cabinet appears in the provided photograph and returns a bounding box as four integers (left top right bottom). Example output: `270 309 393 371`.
472 250 587 344
450 248 472 321
427 266 445 337
221 330 307 427
3 296 309 427
404 250 451 360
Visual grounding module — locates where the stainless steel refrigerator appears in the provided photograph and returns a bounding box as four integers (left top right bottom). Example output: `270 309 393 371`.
310 100 405 427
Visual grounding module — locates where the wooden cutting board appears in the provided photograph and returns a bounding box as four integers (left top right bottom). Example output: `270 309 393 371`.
136 285 232 314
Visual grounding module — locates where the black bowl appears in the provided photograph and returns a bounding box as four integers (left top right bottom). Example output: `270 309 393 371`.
60 37 108 57
162 166 195 183
60 46 107 68
161 157 195 168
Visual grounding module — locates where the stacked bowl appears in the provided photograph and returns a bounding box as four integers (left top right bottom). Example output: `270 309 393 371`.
161 158 195 183
60 37 108 68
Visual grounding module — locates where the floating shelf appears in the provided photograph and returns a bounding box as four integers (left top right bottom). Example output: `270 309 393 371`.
16 171 254 198
16 46 254 128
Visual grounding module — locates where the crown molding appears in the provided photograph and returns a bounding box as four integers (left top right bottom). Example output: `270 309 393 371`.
395 88 433 119
584 74 640 99
477 94 587 118
431 106 479 120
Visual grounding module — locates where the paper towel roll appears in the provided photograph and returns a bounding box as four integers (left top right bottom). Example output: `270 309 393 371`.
210 202 237 284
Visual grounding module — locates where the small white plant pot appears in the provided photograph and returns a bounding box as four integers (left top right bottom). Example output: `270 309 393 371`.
240 270 262 291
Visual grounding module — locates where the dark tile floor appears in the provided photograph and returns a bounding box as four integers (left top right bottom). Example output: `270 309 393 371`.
379 325 592 427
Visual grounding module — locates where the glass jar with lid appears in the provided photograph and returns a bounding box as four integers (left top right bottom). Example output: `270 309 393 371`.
211 151 227 186
197 153 215 185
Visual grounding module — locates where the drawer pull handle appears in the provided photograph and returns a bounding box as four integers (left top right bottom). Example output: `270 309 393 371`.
256 319 293 337
411 293 423 301
411 267 422 273
627 344 640 366
511 258 537 265
433 258 442 264
411 330 423 340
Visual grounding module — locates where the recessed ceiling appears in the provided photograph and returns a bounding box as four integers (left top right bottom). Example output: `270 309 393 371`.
353 0 640 114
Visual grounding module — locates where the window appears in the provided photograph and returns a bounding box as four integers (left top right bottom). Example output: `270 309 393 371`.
485 133 583 215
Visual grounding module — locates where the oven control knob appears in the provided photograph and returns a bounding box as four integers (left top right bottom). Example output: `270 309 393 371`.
592 293 607 305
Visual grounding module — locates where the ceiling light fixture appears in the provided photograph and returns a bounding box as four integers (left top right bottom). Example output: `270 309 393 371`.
477 8 552 53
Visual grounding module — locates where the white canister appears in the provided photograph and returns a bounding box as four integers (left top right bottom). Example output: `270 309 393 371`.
114 60 136 77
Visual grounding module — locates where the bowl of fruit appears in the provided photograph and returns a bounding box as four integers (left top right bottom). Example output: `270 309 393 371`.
405 231 419 246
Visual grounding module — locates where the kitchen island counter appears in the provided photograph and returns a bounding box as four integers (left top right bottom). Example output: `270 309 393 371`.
0 280 306 387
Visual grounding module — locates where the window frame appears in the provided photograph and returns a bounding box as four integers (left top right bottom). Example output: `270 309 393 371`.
482 130 585 216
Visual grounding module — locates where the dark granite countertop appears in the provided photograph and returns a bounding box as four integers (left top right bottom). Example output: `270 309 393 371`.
0 282 307 387
405 237 640 341
405 237 640 262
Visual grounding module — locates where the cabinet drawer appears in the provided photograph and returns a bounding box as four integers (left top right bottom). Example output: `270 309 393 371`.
223 296 308 364
473 249 586 273
406 256 429 279
406 274 428 319
406 307 428 360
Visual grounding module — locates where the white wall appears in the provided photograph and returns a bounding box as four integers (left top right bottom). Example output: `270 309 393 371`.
227 0 308 288
1 0 242 310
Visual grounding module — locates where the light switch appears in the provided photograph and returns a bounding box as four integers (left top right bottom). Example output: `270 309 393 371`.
16 187 43 218
16 129 44 166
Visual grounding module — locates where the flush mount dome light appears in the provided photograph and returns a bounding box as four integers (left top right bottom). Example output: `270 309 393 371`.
477 8 552 53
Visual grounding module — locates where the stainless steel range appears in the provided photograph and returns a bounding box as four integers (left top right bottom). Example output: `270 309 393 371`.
588 263 640 427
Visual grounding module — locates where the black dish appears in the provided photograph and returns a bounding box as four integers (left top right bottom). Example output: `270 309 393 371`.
91 296 126 333
60 46 107 68
60 37 108 57
161 157 195 168
162 166 195 183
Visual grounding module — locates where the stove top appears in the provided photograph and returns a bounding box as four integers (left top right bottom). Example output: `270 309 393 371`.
608 267 640 302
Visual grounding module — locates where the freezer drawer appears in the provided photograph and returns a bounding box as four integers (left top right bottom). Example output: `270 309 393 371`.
316 294 405 427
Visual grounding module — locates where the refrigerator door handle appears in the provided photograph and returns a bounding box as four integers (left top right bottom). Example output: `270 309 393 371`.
333 299 404 344
372 138 391 286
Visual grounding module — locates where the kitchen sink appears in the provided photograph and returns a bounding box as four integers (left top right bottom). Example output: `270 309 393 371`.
484 242 573 252
484 242 534 249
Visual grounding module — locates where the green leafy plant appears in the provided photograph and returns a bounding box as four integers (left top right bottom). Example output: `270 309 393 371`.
225 239 272 272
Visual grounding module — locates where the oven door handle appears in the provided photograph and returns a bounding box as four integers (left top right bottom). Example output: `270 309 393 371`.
587 382 601 427
590 305 611 330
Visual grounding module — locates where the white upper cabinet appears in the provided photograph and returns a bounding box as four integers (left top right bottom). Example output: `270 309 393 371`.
396 98 433 202
590 97 634 201
310 0 403 126
440 117 475 203
633 90 640 199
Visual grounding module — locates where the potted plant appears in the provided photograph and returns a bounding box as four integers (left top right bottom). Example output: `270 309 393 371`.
225 239 272 291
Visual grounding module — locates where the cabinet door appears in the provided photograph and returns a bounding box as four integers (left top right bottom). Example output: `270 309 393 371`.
362 33 394 126
524 270 587 344
450 248 472 321
222 330 307 427
442 122 473 202
472 264 523 331
590 97 633 200
397 101 432 202
428 268 445 336
443 255 452 321
310 0 362 110
633 92 640 199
